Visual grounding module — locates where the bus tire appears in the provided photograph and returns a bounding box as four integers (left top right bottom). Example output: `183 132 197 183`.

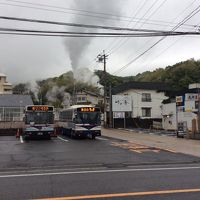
92 135 96 140
23 135 28 141
47 135 51 140
70 130 75 139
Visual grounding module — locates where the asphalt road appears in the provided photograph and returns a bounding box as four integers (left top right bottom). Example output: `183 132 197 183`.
0 134 200 199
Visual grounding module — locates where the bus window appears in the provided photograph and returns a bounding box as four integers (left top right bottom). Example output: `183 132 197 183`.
75 112 100 125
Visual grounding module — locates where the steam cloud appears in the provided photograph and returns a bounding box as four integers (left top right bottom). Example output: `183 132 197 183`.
46 86 71 107
65 0 121 84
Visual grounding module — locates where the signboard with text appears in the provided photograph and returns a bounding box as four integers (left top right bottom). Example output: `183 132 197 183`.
113 112 125 118
112 95 132 112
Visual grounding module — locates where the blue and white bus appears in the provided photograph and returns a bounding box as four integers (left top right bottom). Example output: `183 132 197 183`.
22 105 55 140
59 105 101 139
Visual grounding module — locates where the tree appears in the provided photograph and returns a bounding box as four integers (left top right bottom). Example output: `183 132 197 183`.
13 83 30 94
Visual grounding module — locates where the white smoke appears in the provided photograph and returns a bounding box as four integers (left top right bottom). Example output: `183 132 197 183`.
74 67 99 85
46 86 71 107
64 0 121 85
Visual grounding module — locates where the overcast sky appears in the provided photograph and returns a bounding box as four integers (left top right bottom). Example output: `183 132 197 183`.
0 0 200 85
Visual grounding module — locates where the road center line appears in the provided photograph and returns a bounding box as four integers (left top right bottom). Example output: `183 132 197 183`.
36 188 200 199
0 166 200 178
57 136 68 142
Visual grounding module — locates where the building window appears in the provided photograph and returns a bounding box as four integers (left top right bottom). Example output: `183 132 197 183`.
77 97 82 102
142 93 151 102
142 107 151 117
77 96 87 102
82 97 86 101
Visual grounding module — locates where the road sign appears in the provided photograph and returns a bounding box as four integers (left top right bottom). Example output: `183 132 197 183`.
112 95 132 112
113 112 125 118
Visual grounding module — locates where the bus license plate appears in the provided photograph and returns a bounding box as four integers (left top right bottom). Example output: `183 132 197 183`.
37 132 43 136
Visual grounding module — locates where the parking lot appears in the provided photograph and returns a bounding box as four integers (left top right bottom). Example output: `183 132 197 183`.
0 134 199 172
0 132 200 200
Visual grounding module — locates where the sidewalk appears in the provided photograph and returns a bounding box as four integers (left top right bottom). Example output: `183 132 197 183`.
102 128 200 158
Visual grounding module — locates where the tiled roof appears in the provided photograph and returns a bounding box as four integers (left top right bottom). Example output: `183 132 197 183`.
0 94 33 107
112 82 171 94
77 90 103 97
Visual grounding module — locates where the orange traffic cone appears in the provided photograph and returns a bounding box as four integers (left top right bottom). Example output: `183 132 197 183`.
16 129 20 138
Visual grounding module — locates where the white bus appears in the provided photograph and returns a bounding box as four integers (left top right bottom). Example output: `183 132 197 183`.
22 105 55 140
59 105 101 139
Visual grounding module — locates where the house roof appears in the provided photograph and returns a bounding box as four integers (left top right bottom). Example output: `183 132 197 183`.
0 94 33 107
112 81 171 94
77 90 103 98
3 82 12 86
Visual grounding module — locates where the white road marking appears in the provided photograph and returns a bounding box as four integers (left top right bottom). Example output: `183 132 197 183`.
20 136 24 143
57 136 69 142
0 166 200 178
96 137 108 141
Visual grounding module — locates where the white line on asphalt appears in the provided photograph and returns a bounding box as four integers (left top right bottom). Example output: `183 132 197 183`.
0 166 200 178
57 136 68 142
96 137 108 141
20 136 24 143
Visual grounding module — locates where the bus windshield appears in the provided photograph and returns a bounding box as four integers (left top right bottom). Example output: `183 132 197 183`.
25 112 54 124
75 112 100 125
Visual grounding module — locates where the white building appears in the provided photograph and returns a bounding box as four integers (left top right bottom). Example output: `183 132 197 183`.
75 91 103 106
162 93 198 132
0 73 12 94
112 82 169 128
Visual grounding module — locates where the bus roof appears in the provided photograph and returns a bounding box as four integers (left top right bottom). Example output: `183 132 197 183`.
68 105 95 109
61 105 100 112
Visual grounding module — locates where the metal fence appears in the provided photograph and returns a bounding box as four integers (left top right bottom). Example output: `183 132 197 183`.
0 107 23 121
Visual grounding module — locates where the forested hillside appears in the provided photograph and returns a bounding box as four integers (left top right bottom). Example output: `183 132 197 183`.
134 59 200 90
13 58 200 106
95 59 200 91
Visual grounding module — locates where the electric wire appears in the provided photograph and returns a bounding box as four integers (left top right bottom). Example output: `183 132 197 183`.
118 0 198 72
108 0 167 56
0 27 199 37
113 4 200 75
106 0 149 54
0 15 189 33
0 1 197 30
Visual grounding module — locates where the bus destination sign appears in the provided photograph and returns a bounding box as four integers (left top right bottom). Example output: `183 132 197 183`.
27 106 53 111
79 107 99 112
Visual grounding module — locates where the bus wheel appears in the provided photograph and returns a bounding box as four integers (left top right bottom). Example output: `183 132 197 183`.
23 135 28 141
92 135 96 140
47 135 51 140
70 130 75 139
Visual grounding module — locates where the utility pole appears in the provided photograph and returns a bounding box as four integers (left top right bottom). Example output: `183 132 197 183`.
97 50 108 127
109 84 112 128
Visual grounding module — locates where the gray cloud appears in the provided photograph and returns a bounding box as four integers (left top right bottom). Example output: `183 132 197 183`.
0 0 200 84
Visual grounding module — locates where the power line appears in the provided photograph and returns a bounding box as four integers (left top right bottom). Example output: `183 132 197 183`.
0 1 197 30
0 27 199 37
1 15 191 33
106 0 149 54
108 0 167 56
113 4 200 75
116 0 198 72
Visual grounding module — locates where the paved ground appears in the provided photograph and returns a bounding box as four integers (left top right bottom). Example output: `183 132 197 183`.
0 130 200 199
102 128 200 157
